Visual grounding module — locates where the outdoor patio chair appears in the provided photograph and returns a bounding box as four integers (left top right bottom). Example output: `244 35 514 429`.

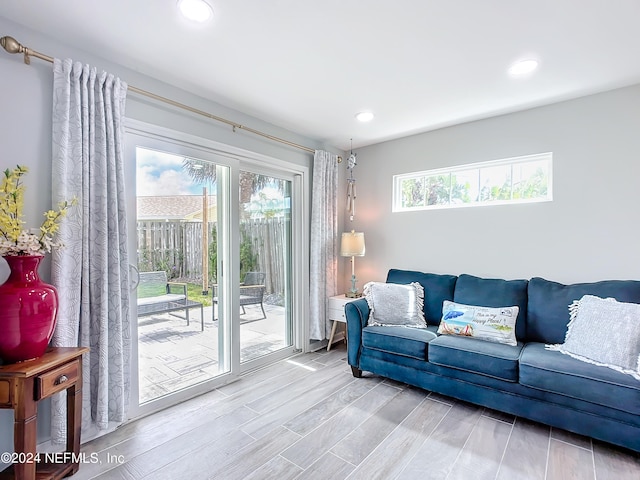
212 272 267 321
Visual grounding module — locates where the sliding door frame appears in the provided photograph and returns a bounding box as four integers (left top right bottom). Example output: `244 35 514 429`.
124 119 309 420
236 161 305 374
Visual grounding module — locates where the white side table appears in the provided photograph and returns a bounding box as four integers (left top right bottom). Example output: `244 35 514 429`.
327 294 360 351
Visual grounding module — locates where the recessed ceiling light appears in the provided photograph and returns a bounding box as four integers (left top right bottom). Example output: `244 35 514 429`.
508 59 539 76
355 111 374 122
178 0 213 23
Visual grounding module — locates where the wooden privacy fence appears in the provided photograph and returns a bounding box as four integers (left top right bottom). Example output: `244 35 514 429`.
243 218 287 295
137 218 288 296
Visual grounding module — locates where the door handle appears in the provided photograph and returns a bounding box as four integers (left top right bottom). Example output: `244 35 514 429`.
130 264 140 291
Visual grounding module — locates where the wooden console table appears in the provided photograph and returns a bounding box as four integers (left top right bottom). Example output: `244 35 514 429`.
0 347 89 480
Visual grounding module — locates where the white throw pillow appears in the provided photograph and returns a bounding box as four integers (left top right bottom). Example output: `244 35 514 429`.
363 281 427 328
437 301 519 346
547 295 640 380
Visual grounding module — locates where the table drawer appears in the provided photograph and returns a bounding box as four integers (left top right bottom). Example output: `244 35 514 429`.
328 307 347 322
35 360 80 400
0 379 11 407
328 297 350 308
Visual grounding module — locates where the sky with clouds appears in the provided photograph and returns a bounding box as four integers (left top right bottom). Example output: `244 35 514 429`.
136 147 215 196
135 147 286 217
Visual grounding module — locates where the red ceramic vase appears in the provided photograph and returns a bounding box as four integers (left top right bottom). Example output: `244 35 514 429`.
0 255 59 363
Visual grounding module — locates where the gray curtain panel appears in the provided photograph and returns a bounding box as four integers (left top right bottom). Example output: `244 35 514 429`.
309 150 339 340
50 58 131 443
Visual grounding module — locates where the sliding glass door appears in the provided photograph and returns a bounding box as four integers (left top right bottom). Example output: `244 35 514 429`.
237 168 294 368
125 122 301 417
129 142 231 412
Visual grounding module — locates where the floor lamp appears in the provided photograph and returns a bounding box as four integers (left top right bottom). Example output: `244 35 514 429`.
340 230 366 298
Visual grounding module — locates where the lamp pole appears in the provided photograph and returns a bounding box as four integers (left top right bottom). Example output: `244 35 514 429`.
350 255 357 295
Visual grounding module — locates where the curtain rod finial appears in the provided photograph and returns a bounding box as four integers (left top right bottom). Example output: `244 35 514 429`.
1 36 22 54
1 36 30 64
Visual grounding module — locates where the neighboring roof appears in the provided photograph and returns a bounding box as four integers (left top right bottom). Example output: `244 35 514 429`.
137 195 217 221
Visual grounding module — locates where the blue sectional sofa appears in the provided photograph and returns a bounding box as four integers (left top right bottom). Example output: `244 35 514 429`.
345 269 640 452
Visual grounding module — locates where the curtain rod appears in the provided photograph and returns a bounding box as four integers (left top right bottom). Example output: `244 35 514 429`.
1 35 342 162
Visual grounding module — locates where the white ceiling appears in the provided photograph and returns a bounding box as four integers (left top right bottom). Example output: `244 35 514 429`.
2 0 640 150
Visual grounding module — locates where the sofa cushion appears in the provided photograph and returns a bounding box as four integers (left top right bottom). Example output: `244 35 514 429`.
520 342 640 416
386 269 457 326
527 277 640 344
453 274 528 340
362 325 437 360
428 334 523 382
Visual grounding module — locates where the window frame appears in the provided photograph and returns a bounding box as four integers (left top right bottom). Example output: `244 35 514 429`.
392 152 553 212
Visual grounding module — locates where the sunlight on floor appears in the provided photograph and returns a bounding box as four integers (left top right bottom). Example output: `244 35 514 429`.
285 360 317 371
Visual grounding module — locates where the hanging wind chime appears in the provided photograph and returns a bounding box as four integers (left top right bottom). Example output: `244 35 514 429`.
346 139 357 221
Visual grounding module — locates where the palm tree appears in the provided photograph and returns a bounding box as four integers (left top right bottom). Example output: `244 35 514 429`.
182 157 217 185
182 157 280 205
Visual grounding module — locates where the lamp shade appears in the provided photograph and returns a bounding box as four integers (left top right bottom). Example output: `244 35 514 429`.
340 231 366 257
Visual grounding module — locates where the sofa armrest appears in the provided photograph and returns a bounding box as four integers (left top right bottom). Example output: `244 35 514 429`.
345 297 370 368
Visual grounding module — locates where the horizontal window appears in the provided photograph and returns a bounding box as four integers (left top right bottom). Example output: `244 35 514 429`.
392 153 552 212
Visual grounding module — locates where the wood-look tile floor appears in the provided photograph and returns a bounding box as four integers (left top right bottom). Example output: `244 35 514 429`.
72 344 640 480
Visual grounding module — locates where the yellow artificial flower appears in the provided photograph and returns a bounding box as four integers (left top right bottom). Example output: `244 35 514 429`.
0 165 76 256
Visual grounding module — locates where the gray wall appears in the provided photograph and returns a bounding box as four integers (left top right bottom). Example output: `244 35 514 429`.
0 16 338 454
346 84 640 286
